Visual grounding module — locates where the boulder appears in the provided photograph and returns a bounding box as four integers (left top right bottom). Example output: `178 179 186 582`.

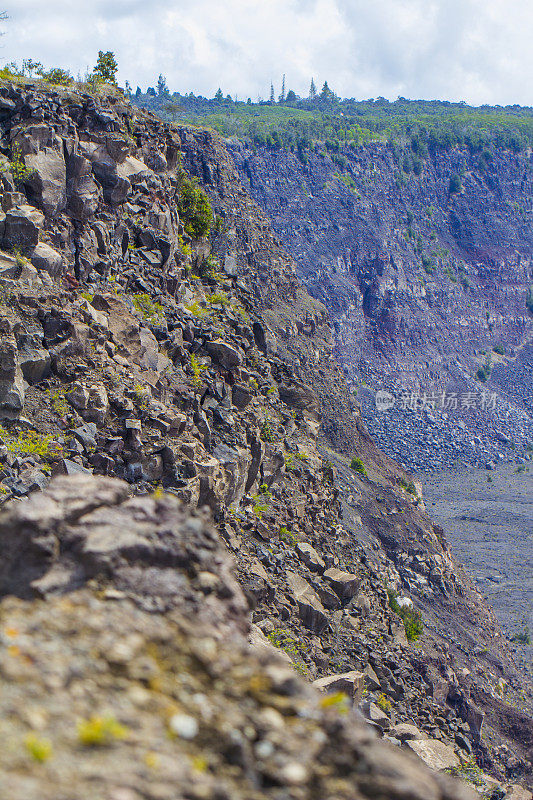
278 381 319 416
18 345 51 384
31 242 64 279
66 152 100 220
406 739 460 771
286 570 328 633
324 567 360 600
13 124 67 216
2 205 44 253
296 542 325 572
206 339 244 369
390 723 425 742
313 671 365 705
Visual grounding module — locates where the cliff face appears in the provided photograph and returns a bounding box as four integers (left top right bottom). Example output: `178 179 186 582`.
230 142 533 470
0 81 531 797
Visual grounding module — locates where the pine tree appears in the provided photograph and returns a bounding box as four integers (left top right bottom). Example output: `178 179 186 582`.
214 88 223 102
279 74 286 103
157 74 169 95
270 82 275 102
309 78 317 100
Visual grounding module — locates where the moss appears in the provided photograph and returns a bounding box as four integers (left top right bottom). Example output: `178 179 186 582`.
77 715 128 747
25 733 52 763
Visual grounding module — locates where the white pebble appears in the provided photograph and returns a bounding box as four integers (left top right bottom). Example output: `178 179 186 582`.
169 713 199 740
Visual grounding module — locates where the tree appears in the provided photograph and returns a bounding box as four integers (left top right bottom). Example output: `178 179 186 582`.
135 86 142 97
286 89 297 103
278 73 285 102
124 80 132 95
270 82 275 102
157 74 169 95
22 59 43 78
92 51 118 84
214 88 223 102
320 80 335 100
309 78 317 100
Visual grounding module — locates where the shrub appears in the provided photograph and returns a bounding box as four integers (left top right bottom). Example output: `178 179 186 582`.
177 176 212 238
279 526 299 547
350 456 367 476
132 293 164 324
0 426 60 460
510 628 531 645
5 144 35 188
388 590 423 642
493 344 505 355
377 693 392 713
190 354 206 387
260 420 275 442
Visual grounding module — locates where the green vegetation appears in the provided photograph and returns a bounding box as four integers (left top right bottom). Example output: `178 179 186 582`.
190 353 206 387
526 286 533 314
4 144 35 188
132 293 164 324
376 693 392 713
476 354 493 383
448 173 462 194
77 715 128 747
350 456 367 476
132 89 533 161
260 419 276 442
388 590 424 642
176 175 212 238
25 733 53 763
445 756 485 788
399 477 417 495
493 344 505 355
0 425 60 460
319 692 350 713
92 51 118 85
279 526 299 547
510 627 531 645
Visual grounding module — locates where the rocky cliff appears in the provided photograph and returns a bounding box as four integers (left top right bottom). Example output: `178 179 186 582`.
229 142 533 471
0 80 531 798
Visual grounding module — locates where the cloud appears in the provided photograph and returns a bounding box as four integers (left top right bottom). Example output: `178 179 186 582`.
1 0 532 104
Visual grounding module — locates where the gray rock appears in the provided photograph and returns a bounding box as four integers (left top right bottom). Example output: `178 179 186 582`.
286 570 328 633
2 204 44 253
313 670 365 705
206 339 243 369
296 542 325 572
406 739 460 771
30 242 64 279
323 567 360 600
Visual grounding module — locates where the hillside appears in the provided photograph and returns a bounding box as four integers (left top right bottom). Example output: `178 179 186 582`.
0 81 531 798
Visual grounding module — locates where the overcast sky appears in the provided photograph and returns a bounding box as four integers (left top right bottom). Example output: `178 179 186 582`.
2 0 532 105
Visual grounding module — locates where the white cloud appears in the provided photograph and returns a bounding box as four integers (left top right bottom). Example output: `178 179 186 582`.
1 0 532 104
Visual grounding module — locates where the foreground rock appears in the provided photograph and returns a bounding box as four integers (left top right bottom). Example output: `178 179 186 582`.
0 475 477 800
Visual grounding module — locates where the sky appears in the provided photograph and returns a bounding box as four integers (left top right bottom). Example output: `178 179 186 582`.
1 0 532 106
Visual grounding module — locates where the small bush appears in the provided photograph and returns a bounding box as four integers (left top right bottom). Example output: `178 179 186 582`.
279 526 299 547
350 457 367 476
177 176 212 238
493 344 505 355
376 693 392 713
388 590 423 642
260 420 275 442
510 628 531 645
5 144 35 188
132 293 164 324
